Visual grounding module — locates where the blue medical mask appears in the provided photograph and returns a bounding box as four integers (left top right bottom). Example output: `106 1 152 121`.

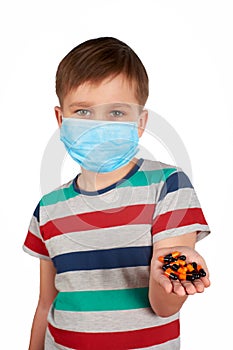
60 118 139 173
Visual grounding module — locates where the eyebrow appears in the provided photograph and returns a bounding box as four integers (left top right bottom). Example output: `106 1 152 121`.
69 101 93 108
111 103 134 110
68 102 135 109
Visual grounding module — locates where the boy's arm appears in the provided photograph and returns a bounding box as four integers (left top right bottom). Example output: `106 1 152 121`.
149 232 210 317
29 259 58 350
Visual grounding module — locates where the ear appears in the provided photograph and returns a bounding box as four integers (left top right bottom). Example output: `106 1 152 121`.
138 109 148 137
54 106 63 127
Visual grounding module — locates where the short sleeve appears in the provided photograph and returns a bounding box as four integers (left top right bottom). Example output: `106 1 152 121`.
23 202 50 260
152 169 210 243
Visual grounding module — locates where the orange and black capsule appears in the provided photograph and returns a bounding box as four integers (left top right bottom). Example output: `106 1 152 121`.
158 254 172 263
176 259 186 267
164 267 178 280
178 273 186 280
177 266 188 274
179 255 186 261
162 263 171 271
164 253 174 263
159 252 207 281
187 263 195 272
171 251 180 259
171 264 180 272
192 272 201 279
186 274 195 281
197 265 207 277
191 262 197 269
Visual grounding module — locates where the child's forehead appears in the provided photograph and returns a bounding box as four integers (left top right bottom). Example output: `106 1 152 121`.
63 74 140 108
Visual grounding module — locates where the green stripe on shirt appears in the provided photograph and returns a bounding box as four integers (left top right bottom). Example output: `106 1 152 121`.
40 184 79 206
41 168 176 206
118 168 177 188
53 287 150 312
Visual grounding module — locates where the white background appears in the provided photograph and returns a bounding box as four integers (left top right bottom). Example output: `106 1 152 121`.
0 0 232 349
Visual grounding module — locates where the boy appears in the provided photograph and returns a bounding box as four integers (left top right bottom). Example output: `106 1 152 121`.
23 37 210 349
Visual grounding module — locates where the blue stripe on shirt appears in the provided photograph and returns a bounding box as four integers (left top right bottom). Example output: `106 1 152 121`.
52 246 153 274
158 171 193 202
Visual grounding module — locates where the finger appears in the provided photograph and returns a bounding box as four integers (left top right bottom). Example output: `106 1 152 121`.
197 257 210 281
193 279 205 293
158 274 173 294
172 280 186 296
200 275 211 288
180 280 197 295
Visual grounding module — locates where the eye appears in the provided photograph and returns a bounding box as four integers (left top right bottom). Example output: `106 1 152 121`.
75 109 91 117
110 110 125 118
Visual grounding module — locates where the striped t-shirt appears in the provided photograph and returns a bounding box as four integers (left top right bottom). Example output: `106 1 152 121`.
23 158 210 350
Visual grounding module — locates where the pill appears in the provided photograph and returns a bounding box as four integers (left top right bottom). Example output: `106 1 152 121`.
171 257 178 262
178 273 186 280
158 256 170 263
192 272 201 279
179 255 186 261
187 264 195 272
186 274 195 282
177 267 186 274
192 262 197 269
176 259 186 266
171 264 180 272
171 251 180 258
159 253 207 282
162 263 171 271
163 254 173 262
199 269 206 277
182 267 188 273
197 265 207 277
159 254 173 263
164 270 178 280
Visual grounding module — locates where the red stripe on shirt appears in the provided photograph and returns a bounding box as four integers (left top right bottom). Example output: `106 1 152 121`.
24 231 49 257
152 207 208 236
41 204 155 240
48 319 179 349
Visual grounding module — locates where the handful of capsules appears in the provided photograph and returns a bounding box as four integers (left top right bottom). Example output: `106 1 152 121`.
158 251 207 281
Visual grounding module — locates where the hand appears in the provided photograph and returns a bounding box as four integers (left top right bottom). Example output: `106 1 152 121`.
150 246 211 297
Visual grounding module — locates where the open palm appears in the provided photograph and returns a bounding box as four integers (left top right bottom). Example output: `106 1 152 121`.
151 246 211 296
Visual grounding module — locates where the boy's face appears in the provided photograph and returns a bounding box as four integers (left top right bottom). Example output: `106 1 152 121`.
55 74 148 137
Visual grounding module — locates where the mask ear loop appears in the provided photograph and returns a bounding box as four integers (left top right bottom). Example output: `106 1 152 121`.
136 103 146 124
137 108 148 137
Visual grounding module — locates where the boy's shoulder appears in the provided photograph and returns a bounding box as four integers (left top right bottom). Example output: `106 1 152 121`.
39 178 77 207
133 158 183 188
140 158 181 174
